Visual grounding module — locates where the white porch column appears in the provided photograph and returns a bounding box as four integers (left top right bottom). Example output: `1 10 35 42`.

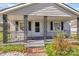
24 15 28 41
44 16 47 40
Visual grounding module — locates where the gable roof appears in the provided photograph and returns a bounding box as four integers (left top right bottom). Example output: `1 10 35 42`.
0 3 79 16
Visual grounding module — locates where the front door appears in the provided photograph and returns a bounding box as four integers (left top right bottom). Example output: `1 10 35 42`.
33 21 42 36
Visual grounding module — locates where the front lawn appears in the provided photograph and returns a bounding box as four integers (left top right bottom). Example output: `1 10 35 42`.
0 44 27 53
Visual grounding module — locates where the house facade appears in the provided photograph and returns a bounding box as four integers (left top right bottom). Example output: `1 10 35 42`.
1 3 79 43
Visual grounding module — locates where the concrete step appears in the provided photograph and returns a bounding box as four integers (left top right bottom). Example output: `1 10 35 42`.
27 40 45 47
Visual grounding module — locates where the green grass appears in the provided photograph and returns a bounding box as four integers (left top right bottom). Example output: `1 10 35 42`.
0 44 27 53
45 44 53 56
45 44 57 56
0 32 3 43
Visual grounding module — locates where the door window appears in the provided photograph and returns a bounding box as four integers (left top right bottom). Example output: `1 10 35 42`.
35 22 40 32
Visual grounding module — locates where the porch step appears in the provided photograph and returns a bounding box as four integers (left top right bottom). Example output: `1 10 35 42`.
26 40 45 47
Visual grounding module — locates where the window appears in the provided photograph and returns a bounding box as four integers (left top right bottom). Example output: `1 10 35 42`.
28 21 31 31
54 22 60 31
50 21 53 30
15 21 19 31
35 22 40 32
19 21 24 31
61 21 64 30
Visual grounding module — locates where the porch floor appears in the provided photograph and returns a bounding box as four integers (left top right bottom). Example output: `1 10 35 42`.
8 36 53 43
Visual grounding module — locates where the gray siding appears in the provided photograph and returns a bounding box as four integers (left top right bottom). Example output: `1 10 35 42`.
8 3 73 17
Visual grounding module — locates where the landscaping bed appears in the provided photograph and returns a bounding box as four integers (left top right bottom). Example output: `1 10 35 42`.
45 43 79 56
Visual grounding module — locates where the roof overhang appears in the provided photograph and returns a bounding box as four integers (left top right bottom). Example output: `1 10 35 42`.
56 3 79 16
0 3 32 14
0 3 79 16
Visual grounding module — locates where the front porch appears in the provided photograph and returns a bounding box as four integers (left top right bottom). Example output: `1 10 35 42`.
3 15 73 43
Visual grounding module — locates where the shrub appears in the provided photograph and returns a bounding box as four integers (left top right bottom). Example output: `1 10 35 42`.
45 32 79 56
52 31 73 55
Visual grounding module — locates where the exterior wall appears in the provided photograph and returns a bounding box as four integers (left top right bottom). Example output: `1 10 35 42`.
28 16 44 37
71 19 77 34
8 15 24 32
0 15 3 31
47 17 71 37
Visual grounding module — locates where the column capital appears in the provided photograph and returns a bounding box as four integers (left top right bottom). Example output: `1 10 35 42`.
44 16 47 17
24 15 28 18
3 14 7 20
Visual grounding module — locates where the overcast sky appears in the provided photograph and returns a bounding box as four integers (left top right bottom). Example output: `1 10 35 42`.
0 3 79 11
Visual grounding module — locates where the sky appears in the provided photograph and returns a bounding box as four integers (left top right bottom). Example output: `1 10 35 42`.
0 3 79 11
67 3 79 11
0 3 19 10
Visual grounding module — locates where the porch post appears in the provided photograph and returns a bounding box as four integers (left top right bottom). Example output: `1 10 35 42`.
44 16 47 41
3 14 8 43
77 17 79 35
24 15 28 42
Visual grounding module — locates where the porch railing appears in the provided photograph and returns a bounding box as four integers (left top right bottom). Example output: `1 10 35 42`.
7 31 25 43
